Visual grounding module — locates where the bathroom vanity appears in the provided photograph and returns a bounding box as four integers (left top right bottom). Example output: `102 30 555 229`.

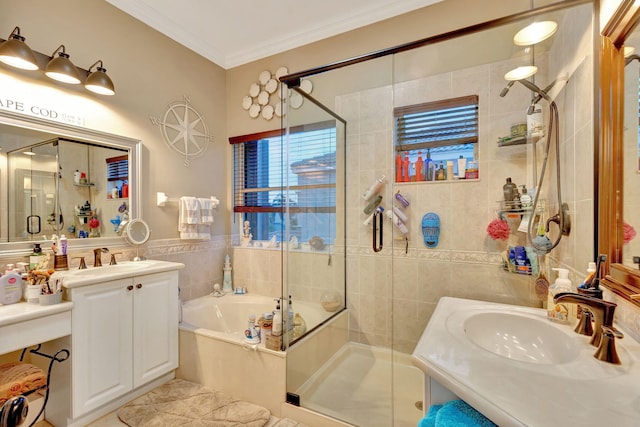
44 259 184 427
412 297 640 426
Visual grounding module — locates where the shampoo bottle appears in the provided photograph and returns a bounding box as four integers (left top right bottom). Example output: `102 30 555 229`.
29 243 43 271
547 268 573 323
272 299 283 337
287 295 295 334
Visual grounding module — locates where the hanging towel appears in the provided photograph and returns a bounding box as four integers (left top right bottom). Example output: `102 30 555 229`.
199 198 214 224
419 400 496 427
179 196 200 239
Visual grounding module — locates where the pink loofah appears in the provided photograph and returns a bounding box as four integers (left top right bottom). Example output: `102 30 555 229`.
487 218 510 241
624 222 636 244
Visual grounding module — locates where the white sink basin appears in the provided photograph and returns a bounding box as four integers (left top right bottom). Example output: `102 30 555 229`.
413 297 640 427
70 260 155 276
463 312 580 364
58 259 184 288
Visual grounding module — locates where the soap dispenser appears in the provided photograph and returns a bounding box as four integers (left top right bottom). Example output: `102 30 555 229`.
547 268 573 323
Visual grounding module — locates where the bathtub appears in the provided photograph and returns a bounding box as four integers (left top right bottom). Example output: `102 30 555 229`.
176 293 348 417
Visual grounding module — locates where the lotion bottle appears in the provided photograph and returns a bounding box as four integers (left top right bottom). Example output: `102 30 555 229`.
547 268 573 323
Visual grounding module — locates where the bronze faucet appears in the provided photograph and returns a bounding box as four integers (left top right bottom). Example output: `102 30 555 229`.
553 292 623 364
93 248 109 267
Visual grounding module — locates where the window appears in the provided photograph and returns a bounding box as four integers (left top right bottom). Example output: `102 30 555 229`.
394 95 479 181
231 121 337 243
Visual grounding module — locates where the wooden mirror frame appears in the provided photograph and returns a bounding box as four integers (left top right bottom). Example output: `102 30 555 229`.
599 0 640 306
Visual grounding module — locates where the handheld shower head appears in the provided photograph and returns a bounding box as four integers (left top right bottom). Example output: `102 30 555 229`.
625 54 640 66
500 81 515 97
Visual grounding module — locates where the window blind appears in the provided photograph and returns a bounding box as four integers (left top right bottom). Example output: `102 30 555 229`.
394 95 479 152
230 121 337 241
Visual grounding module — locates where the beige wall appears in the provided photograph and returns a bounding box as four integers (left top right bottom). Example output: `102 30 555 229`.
0 0 228 241
226 0 532 137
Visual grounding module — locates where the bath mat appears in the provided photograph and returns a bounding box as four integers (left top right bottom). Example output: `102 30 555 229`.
421 212 440 248
118 378 271 427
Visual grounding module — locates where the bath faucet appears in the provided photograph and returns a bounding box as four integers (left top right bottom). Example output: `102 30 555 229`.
93 248 109 267
110 252 122 265
553 292 623 364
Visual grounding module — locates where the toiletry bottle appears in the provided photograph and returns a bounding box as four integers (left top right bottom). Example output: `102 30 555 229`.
287 295 295 335
386 209 409 235
395 192 410 208
395 154 403 182
363 195 383 215
392 206 409 223
579 261 598 289
0 271 23 305
446 160 454 181
415 152 424 181
402 154 410 182
503 177 517 205
520 186 532 208
547 268 573 323
59 234 68 256
29 243 43 271
245 314 260 344
457 155 466 178
424 150 432 181
362 175 386 201
73 170 81 185
272 299 283 337
435 163 446 180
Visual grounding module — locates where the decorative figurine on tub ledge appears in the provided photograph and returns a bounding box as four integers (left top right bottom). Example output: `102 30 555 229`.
222 255 233 293
241 221 252 247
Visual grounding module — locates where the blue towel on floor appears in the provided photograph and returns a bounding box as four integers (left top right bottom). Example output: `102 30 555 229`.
418 400 496 427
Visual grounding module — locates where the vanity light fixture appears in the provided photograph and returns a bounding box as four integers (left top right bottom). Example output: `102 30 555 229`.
45 45 81 84
0 26 39 70
85 60 115 95
513 21 558 46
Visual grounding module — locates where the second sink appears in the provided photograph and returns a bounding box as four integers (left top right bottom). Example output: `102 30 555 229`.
463 312 580 364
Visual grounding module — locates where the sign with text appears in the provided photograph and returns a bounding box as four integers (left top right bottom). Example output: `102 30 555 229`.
0 96 85 126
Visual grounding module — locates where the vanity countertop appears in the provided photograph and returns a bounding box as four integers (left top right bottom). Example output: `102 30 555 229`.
0 300 72 327
1 301 73 354
58 259 185 289
412 297 640 427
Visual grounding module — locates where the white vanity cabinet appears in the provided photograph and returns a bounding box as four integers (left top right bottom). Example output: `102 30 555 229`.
69 270 179 417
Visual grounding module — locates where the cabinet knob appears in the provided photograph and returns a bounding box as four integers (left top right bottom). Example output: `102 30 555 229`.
127 285 133 291
136 283 142 289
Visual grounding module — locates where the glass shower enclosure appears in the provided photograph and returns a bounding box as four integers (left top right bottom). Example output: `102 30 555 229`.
280 1 594 426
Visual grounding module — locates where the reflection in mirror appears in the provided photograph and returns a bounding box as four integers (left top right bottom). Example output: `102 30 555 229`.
0 110 140 251
6 136 128 241
624 30 640 269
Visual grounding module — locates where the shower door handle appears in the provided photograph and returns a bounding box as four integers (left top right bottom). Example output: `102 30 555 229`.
372 209 383 253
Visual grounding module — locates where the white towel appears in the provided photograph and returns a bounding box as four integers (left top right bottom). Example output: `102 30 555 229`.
199 198 214 224
179 196 200 239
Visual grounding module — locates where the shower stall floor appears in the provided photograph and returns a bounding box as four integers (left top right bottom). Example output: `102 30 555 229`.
295 342 423 427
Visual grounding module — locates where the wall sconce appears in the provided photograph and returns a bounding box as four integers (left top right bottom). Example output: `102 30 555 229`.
0 27 38 70
45 45 81 84
0 26 116 96
85 60 115 95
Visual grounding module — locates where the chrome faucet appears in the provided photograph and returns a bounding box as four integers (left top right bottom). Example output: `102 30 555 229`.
93 248 109 267
553 292 623 364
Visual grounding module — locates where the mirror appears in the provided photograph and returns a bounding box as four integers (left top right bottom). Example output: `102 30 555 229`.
0 109 141 251
123 218 149 261
599 0 640 305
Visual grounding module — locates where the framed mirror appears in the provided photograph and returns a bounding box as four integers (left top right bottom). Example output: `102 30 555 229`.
0 108 141 253
599 0 640 305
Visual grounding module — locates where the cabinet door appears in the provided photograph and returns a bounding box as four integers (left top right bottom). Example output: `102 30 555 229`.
71 278 133 416
132 270 179 386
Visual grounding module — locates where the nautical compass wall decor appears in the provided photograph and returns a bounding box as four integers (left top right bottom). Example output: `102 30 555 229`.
150 95 214 166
